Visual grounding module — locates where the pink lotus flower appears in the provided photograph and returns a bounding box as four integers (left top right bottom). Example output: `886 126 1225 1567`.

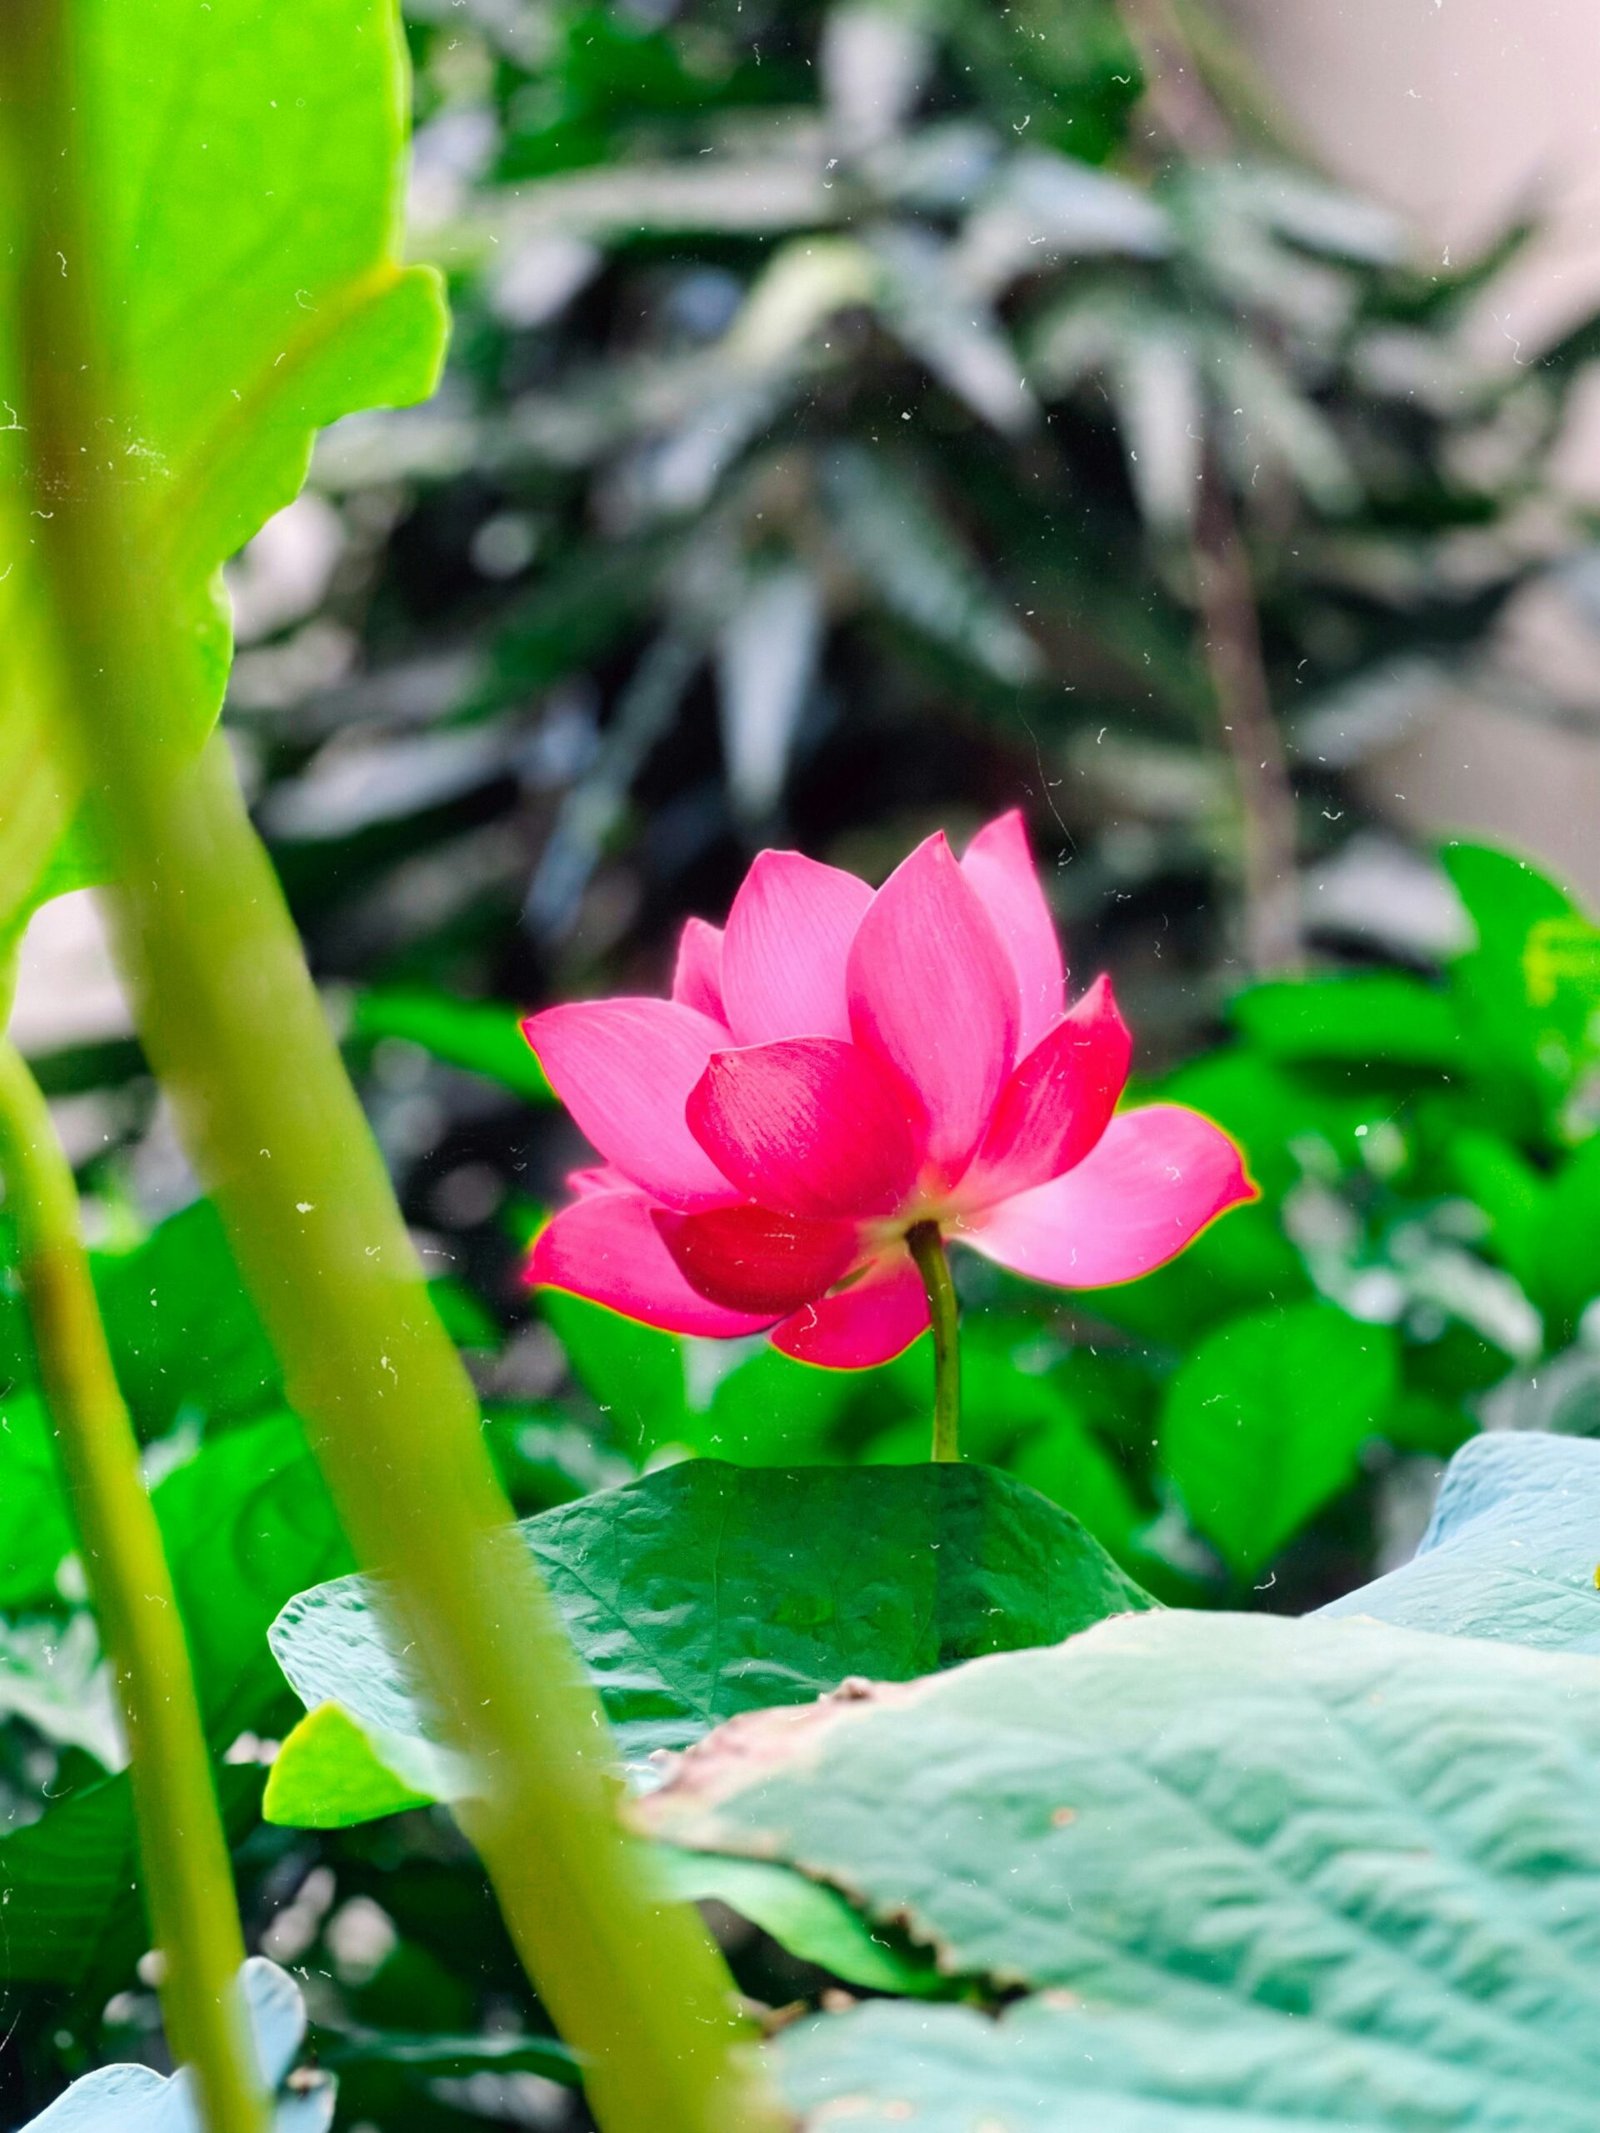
522 811 1254 1370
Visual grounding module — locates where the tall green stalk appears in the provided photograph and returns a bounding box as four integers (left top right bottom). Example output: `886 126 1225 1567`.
908 1223 962 1462
0 1045 267 2133
0 8 781 2131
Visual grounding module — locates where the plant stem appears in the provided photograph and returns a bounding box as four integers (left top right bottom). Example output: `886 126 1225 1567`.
1193 457 1305 976
907 1223 962 1462
2 16 779 2125
0 1045 266 2133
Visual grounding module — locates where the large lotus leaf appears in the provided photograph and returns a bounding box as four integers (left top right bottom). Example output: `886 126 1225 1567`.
1321 1427 1600 1651
0 0 446 943
265 1459 1153 1825
637 1611 1600 2130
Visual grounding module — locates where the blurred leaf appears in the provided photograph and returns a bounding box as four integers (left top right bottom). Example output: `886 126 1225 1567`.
319 2024 579 2086
540 1290 690 1454
0 1416 347 1993
1449 1130 1548 1304
0 1765 261 1993
0 1394 77 1609
954 146 1169 297
1481 1348 1600 1438
1161 1302 1397 1578
1442 841 1587 1128
823 446 1043 684
1112 326 1203 536
868 224 1038 436
693 1342 859 1463
1230 971 1464 1072
20 1958 334 2132
0 1617 121 1767
94 1201 281 1438
1214 335 1359 513
267 1460 1154 1822
1534 1136 1600 1346
0 0 446 940
155 1409 351 1745
716 562 823 822
351 985 552 1101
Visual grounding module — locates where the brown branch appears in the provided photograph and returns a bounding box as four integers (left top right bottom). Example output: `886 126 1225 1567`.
1193 457 1304 975
1117 0 1232 159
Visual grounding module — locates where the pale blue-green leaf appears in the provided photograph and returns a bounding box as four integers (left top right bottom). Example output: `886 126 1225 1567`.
19 1959 332 2131
636 1611 1600 2130
1323 1428 1600 1652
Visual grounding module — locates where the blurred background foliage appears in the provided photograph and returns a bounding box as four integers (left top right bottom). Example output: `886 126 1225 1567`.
7 0 1600 2123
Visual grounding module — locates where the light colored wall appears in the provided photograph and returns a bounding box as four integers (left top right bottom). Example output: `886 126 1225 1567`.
1225 0 1600 906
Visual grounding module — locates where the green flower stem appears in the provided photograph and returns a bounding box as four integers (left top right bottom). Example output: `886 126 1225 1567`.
908 1223 962 1462
95 740 778 2133
0 1045 267 2133
3 19 780 2125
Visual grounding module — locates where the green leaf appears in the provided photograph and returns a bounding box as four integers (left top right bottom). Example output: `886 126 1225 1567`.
540 1289 691 1454
1323 1428 1600 1652
20 1956 334 2131
266 1459 1154 1823
656 1848 946 1999
1230 971 1464 1072
0 0 446 938
1533 1134 1600 1344
0 1415 349 1988
93 1200 282 1437
0 1765 262 1994
636 1612 1600 2130
1441 841 1589 1125
157 1410 351 1743
0 1393 78 1608
350 986 553 1102
265 1701 432 1829
1160 1302 1397 1578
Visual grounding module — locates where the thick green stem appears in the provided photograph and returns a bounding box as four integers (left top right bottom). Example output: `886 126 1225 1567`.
1 12 779 2126
907 1223 962 1462
0 1045 266 2133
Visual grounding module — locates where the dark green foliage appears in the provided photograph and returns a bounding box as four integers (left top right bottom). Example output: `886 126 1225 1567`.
265 1458 1153 1821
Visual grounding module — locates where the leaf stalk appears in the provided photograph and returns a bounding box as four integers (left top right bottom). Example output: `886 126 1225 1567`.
0 7 783 2130
0 1043 267 2133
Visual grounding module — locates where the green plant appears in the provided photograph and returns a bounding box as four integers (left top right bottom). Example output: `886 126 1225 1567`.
10 2 1600 2129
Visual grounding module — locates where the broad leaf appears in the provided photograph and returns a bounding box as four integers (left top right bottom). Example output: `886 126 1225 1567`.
638 1612 1600 2130
1160 1301 1397 1578
20 1957 333 2132
0 1766 261 1995
1323 1428 1600 1652
0 0 446 940
266 1459 1153 1824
